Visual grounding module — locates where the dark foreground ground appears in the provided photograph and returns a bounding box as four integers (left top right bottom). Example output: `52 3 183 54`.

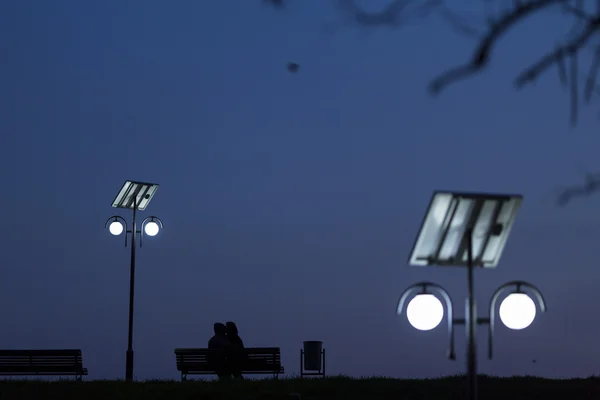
0 375 599 400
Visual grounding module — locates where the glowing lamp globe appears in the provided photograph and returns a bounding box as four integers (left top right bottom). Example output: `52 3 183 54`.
499 293 536 330
144 221 159 237
406 294 444 331
109 221 124 236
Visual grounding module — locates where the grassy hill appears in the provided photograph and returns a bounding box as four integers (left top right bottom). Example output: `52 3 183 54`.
0 375 599 400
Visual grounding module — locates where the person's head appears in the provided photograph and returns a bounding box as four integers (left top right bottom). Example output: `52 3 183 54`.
214 322 226 336
226 321 238 336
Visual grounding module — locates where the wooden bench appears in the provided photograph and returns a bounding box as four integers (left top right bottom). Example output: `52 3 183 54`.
174 347 284 380
0 349 88 380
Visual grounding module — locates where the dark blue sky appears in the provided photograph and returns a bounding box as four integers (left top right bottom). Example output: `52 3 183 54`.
2 0 600 380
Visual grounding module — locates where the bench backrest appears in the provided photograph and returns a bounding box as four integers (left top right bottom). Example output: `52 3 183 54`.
0 349 85 373
175 347 282 371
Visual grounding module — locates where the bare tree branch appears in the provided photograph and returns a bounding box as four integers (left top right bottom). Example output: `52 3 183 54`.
584 46 600 102
428 0 562 94
556 44 568 87
562 1 593 21
264 0 284 9
570 47 579 126
266 0 600 126
514 17 600 88
333 0 441 29
334 0 410 28
556 167 600 206
438 4 481 38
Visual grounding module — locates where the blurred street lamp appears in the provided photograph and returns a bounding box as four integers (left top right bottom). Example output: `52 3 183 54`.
105 180 164 382
398 191 547 400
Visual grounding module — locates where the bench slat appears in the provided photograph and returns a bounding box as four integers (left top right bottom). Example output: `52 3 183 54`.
176 356 281 361
0 350 88 378
0 366 87 373
0 359 84 365
175 348 280 355
174 347 284 379
0 372 86 376
0 357 81 363
0 350 82 357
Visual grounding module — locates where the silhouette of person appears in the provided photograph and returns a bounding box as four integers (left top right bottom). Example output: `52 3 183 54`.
225 321 245 379
208 322 230 380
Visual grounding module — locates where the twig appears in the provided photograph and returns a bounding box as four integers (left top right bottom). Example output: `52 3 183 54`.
570 48 579 126
583 46 600 102
428 0 562 94
514 18 600 87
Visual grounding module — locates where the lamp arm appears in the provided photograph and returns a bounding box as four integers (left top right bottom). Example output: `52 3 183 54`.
487 280 548 360
517 282 547 313
397 281 456 360
105 215 129 247
139 216 164 248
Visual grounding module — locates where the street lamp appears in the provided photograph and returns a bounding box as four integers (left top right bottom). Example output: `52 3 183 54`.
399 191 547 400
498 292 536 330
406 293 444 331
105 180 164 382
398 281 547 361
404 291 540 332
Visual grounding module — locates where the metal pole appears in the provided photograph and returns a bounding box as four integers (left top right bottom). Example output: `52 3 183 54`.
322 348 326 378
125 196 137 382
466 228 477 400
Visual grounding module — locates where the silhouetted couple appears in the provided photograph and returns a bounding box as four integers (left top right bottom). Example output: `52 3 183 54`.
208 321 245 380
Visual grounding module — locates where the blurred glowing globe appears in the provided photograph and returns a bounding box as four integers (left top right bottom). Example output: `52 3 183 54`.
144 221 159 237
499 293 536 330
406 294 444 331
109 221 124 236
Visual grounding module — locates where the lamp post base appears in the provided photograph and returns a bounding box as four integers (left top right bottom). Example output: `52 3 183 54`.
125 349 134 382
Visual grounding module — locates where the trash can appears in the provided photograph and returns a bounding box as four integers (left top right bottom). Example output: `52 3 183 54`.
303 341 323 371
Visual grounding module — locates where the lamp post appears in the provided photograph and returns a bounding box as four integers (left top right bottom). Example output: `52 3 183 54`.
402 191 546 400
105 180 164 382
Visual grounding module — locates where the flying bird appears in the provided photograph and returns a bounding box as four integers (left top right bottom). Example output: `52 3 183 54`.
287 62 299 73
264 0 284 9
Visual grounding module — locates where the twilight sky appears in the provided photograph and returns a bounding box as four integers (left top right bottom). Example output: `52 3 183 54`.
2 0 600 380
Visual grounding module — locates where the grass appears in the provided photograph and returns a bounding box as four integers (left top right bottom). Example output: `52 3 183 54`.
0 375 599 400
